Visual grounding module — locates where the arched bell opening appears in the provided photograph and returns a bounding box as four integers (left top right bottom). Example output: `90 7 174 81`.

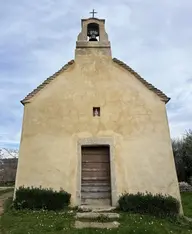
87 23 100 41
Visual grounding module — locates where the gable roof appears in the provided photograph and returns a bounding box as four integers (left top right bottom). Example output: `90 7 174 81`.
113 58 170 103
21 58 170 105
21 60 75 104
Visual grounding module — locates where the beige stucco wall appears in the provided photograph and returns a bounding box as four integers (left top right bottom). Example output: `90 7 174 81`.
15 49 182 211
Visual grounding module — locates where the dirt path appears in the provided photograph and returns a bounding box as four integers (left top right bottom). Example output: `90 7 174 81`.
0 191 14 216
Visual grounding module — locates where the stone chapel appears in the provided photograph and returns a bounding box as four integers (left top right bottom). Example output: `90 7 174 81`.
15 14 181 209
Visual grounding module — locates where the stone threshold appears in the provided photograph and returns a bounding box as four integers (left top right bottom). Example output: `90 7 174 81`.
76 212 120 219
75 220 120 229
78 205 116 213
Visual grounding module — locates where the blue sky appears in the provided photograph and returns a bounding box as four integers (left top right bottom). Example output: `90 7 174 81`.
0 0 192 149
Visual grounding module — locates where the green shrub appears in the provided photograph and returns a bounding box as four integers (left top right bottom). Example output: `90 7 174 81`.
118 192 180 217
13 186 71 211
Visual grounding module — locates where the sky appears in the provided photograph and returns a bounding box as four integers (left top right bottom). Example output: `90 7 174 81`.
0 0 192 149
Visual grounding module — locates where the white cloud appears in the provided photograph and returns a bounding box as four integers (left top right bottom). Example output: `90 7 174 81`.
0 0 192 148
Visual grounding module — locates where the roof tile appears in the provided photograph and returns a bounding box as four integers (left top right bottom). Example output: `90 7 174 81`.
21 60 75 104
21 58 170 105
113 58 170 103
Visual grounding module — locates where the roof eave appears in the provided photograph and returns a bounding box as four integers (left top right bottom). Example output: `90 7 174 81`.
20 60 75 105
112 58 170 104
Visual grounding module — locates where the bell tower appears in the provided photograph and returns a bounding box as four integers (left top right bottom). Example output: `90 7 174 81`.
75 10 112 59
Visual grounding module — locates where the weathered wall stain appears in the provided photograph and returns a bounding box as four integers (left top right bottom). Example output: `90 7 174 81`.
15 17 181 212
15 56 181 208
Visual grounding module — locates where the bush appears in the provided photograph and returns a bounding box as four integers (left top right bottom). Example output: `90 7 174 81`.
118 192 180 217
172 129 192 183
179 182 192 192
13 186 71 211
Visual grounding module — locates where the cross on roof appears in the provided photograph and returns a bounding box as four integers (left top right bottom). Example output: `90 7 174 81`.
89 9 97 18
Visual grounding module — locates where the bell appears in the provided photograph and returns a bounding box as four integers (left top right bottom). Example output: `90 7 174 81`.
87 23 99 41
88 30 98 41
89 31 97 41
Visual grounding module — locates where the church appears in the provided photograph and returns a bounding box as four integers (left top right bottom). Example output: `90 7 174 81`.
15 12 181 208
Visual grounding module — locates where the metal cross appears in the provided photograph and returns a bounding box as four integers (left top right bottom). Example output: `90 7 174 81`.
89 9 97 18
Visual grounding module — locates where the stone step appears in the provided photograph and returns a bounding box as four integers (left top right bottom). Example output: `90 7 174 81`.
75 220 120 229
76 212 120 219
81 198 111 206
78 205 116 213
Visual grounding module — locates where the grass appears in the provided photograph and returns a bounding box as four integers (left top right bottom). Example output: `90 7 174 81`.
0 192 192 234
1 210 192 234
181 192 192 218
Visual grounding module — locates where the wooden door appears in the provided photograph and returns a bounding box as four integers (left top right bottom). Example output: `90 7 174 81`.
81 146 111 206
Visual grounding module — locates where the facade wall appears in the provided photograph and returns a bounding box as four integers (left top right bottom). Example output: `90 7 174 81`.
15 52 181 210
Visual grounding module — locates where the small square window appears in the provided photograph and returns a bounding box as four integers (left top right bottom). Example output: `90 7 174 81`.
93 107 100 116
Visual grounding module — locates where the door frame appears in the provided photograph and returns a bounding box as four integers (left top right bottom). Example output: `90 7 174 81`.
76 137 117 206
